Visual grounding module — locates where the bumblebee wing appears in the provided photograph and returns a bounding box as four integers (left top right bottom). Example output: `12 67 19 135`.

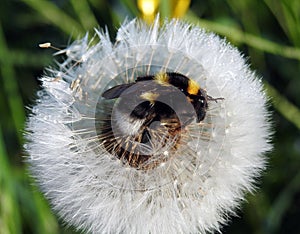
102 83 135 99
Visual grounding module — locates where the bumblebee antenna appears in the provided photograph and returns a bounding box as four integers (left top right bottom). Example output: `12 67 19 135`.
207 95 224 103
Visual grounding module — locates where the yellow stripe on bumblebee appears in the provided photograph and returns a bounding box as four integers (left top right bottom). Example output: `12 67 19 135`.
154 72 170 85
187 79 200 95
140 92 160 104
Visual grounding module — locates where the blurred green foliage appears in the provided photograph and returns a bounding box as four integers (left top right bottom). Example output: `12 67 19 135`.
0 0 300 233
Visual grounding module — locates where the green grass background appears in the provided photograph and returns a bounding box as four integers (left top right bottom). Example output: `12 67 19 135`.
1 0 300 233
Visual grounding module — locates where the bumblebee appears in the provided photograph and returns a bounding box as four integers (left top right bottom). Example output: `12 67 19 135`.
102 72 221 124
100 72 223 169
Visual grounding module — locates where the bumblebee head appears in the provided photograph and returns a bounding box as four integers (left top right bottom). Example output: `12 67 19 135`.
190 88 225 122
188 90 208 122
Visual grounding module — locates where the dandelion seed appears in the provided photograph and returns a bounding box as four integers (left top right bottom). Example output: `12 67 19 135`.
39 42 51 48
25 17 272 234
39 42 61 51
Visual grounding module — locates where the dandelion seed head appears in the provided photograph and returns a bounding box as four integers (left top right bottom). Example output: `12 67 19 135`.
25 17 272 234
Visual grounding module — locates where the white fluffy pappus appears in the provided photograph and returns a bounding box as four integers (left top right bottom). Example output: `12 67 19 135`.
25 17 272 234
